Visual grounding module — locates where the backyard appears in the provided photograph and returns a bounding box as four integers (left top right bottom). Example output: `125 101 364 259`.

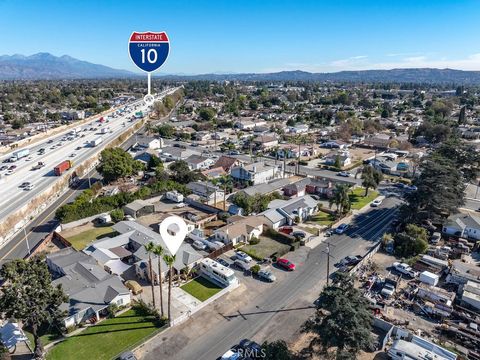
63 225 116 250
180 277 222 302
241 234 291 260
349 187 379 210
46 308 163 360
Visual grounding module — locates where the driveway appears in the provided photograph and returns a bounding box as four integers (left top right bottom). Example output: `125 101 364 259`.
136 197 401 360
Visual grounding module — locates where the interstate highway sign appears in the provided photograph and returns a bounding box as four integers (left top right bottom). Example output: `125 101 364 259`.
128 31 169 72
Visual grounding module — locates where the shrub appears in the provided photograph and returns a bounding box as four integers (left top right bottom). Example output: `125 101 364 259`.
110 208 124 223
249 237 260 245
66 325 76 334
250 264 261 274
106 303 119 318
264 228 296 244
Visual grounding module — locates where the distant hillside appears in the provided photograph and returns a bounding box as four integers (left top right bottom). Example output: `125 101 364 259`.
158 68 480 84
0 53 136 80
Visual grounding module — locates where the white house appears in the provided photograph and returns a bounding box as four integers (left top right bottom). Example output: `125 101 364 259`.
261 195 318 229
231 162 282 185
443 213 480 240
213 216 264 245
185 154 215 170
288 124 309 134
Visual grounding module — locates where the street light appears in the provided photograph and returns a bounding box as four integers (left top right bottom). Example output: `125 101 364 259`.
24 227 31 255
322 241 335 286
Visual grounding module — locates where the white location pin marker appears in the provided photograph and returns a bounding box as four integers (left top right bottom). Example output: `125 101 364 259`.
158 215 188 256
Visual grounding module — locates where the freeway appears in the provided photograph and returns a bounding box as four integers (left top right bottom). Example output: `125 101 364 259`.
0 112 153 265
0 88 177 224
141 196 401 360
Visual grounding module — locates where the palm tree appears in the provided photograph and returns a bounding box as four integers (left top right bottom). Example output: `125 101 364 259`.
361 165 383 196
210 179 219 207
329 184 351 216
293 134 310 175
152 245 165 318
219 174 233 211
144 242 156 308
163 254 176 324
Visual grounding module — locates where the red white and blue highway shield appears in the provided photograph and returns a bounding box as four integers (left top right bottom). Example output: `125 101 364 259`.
128 31 169 73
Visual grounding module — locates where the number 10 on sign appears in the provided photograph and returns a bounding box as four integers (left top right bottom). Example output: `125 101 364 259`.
128 31 170 104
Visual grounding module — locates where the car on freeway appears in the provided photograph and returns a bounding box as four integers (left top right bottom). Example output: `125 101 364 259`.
335 223 349 234
233 259 251 271
8 165 17 170
215 258 230 267
19 182 30 188
371 198 383 207
291 231 306 239
5 170 13 175
337 171 351 177
276 258 296 271
336 255 362 268
0 166 7 171
24 184 35 191
192 240 207 251
235 251 253 263
76 146 83 150
70 153 77 157
257 269 276 282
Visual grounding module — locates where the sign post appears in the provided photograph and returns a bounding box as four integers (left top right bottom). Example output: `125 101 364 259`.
128 31 170 105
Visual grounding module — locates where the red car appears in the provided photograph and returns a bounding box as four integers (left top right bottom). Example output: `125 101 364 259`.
279 226 293 235
277 258 296 271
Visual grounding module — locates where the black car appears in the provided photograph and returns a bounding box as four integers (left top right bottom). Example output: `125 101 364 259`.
291 231 306 239
0 166 7 171
239 339 263 359
215 258 230 267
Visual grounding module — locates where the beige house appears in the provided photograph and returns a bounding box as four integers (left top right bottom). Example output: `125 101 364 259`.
213 216 264 245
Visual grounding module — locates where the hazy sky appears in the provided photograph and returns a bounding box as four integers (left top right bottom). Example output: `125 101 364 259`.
1 0 480 74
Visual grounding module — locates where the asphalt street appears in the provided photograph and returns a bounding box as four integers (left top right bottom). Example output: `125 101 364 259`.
0 88 177 224
141 196 401 360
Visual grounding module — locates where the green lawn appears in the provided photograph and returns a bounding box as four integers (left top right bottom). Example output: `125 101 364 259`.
241 235 291 260
47 308 162 360
25 325 62 348
65 226 116 250
181 277 222 302
307 211 336 226
349 188 379 210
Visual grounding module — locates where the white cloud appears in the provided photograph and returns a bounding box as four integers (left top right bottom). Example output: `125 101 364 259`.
263 53 480 73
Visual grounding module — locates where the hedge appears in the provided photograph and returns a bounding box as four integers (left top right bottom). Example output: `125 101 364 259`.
264 228 296 244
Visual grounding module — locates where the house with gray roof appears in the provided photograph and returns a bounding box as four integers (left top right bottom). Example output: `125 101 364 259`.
123 199 155 219
443 213 480 240
231 162 282 185
260 195 318 229
46 248 131 328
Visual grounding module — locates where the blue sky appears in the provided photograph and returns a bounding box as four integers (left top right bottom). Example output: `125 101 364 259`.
1 0 480 74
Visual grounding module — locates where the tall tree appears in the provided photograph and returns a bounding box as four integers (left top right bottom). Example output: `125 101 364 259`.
144 242 156 308
262 340 295 360
329 184 351 216
458 106 466 125
152 245 165 318
219 175 233 211
361 165 383 196
0 257 67 359
304 274 373 358
97 147 144 183
163 254 176 324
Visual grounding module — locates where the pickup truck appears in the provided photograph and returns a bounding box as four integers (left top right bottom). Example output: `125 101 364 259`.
392 262 419 278
31 161 45 170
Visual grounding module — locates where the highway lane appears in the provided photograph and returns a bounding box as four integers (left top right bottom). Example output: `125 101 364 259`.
142 197 401 360
0 117 152 265
0 89 178 224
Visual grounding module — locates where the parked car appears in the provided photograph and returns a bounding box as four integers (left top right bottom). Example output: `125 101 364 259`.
239 339 263 357
215 258 230 267
192 240 207 251
291 231 306 239
371 198 383 207
430 232 441 244
124 280 143 295
381 283 395 298
235 251 253 263
277 258 296 271
279 226 293 235
336 255 362 268
257 269 276 282
174 202 187 208
234 259 251 271
392 262 419 278
117 351 137 360
220 348 240 360
337 171 351 177
335 223 349 234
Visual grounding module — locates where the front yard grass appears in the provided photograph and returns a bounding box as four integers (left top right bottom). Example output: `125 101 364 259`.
349 188 379 210
241 235 291 260
46 308 163 360
181 277 222 302
307 211 336 227
65 225 116 250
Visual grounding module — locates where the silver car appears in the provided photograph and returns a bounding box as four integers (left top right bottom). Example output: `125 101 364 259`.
258 269 276 282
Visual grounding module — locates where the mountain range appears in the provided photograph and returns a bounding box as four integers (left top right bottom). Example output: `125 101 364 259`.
2 52 480 83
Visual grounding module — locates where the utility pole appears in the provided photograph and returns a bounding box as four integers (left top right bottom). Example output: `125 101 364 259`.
322 242 335 286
